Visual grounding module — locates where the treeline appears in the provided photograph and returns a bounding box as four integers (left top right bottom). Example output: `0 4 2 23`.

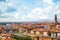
13 35 32 40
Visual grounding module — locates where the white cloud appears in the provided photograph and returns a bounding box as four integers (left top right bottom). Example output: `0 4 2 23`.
0 18 17 22
7 3 13 7
1 13 8 16
32 8 43 14
57 10 60 13
44 5 52 12
43 0 53 4
0 0 60 22
53 10 60 14
23 6 28 10
0 2 7 12
21 8 50 21
0 13 14 17
20 1 60 21
14 13 20 19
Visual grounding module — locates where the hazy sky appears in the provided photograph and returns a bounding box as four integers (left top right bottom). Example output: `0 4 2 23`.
0 0 60 22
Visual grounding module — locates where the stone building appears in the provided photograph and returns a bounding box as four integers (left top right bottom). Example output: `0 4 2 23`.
0 25 4 33
50 14 60 40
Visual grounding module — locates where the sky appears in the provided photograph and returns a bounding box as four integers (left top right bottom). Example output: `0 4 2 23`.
0 0 60 22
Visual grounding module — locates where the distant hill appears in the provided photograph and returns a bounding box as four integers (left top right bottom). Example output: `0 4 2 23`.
0 19 60 25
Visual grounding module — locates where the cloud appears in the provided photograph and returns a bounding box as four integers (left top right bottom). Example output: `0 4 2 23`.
14 13 20 19
23 6 28 10
53 10 60 14
20 0 60 21
21 8 50 21
0 18 17 22
0 12 17 18
0 0 60 22
0 13 8 16
43 0 53 4
0 0 6 2
7 7 17 13
7 2 13 7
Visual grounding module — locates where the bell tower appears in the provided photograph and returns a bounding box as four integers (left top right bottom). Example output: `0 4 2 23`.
55 14 57 25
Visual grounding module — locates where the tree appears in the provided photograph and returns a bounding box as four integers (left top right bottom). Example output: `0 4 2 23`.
13 35 32 40
48 31 51 36
25 36 32 40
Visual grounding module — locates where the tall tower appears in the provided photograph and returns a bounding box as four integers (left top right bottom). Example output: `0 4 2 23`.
55 14 57 25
